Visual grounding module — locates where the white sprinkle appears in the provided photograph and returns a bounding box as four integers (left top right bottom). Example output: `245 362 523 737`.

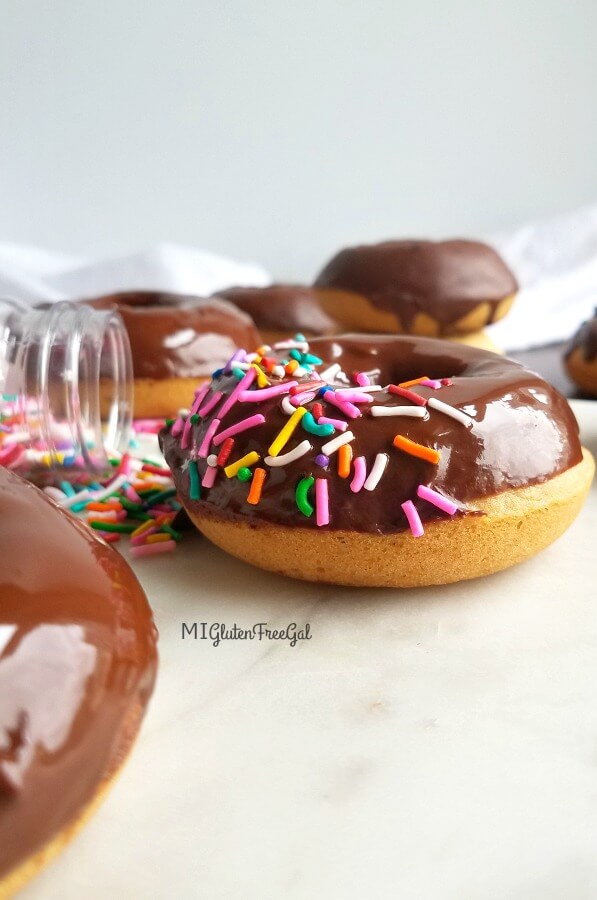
427 397 473 426
44 486 67 502
370 406 427 418
363 453 389 491
336 384 385 394
265 440 312 467
206 454 218 467
319 363 341 381
321 431 355 456
177 408 190 418
293 365 309 378
272 365 286 378
281 396 296 415
273 339 310 352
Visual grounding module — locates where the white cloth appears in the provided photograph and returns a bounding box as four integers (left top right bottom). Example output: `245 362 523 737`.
0 242 271 305
487 204 597 350
2 206 597 351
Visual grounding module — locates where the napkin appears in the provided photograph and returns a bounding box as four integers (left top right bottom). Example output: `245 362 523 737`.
0 242 271 305
487 204 597 350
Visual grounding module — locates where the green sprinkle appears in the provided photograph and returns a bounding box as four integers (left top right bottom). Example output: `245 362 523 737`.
190 414 200 424
142 457 164 467
231 366 246 380
145 487 177 507
160 523 182 542
165 418 175 427
60 480 76 497
236 467 252 482
295 476 315 517
90 521 137 533
188 461 201 500
289 348 302 361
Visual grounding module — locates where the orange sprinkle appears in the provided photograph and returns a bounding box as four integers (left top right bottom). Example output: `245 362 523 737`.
86 501 122 512
338 443 352 478
398 375 430 389
247 467 266 505
256 345 270 356
393 434 440 465
145 533 172 544
285 359 299 375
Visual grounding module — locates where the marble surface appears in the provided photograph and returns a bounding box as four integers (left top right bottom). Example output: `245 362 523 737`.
22 401 597 900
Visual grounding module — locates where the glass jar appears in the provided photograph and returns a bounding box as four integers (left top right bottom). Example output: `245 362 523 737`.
0 299 133 485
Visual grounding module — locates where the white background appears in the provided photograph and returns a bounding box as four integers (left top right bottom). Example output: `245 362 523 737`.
1 1 597 279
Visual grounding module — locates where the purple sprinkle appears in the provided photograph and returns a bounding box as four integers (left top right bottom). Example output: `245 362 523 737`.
315 453 329 467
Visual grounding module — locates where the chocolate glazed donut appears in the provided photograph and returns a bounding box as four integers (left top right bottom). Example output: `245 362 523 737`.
565 309 597 397
0 466 157 894
214 284 342 344
83 291 262 418
160 334 593 588
314 239 518 338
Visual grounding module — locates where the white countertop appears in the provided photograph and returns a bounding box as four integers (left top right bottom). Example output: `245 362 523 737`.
22 401 597 900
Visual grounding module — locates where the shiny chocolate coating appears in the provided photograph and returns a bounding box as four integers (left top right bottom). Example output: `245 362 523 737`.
314 240 518 331
83 292 261 379
0 467 157 878
214 284 341 338
160 335 581 535
566 308 597 362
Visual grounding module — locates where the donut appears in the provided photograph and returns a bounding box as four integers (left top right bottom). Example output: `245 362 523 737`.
0 466 157 894
160 334 593 588
214 284 342 344
82 291 261 418
313 239 518 337
564 309 597 397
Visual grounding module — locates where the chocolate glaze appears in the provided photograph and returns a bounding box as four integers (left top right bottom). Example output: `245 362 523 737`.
0 467 157 878
314 240 518 332
83 292 261 379
566 309 597 363
160 335 581 535
214 285 341 338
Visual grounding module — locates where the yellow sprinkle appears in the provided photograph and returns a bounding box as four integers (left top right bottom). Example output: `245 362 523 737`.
145 533 172 544
131 518 156 538
225 451 260 478
268 407 307 457
250 362 270 388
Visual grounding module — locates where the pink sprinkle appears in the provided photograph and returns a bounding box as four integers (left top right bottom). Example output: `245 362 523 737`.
315 478 330 527
355 372 370 386
190 383 211 413
238 381 297 402
130 540 177 558
202 465 218 488
198 390 223 416
180 415 194 450
401 500 424 537
323 392 361 419
333 390 374 404
131 527 159 545
416 484 458 515
318 416 347 432
151 504 175 513
171 417 184 438
350 456 367 492
125 485 143 504
290 390 317 406
419 378 442 390
218 367 256 419
212 414 266 446
198 418 221 458
0 443 23 467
